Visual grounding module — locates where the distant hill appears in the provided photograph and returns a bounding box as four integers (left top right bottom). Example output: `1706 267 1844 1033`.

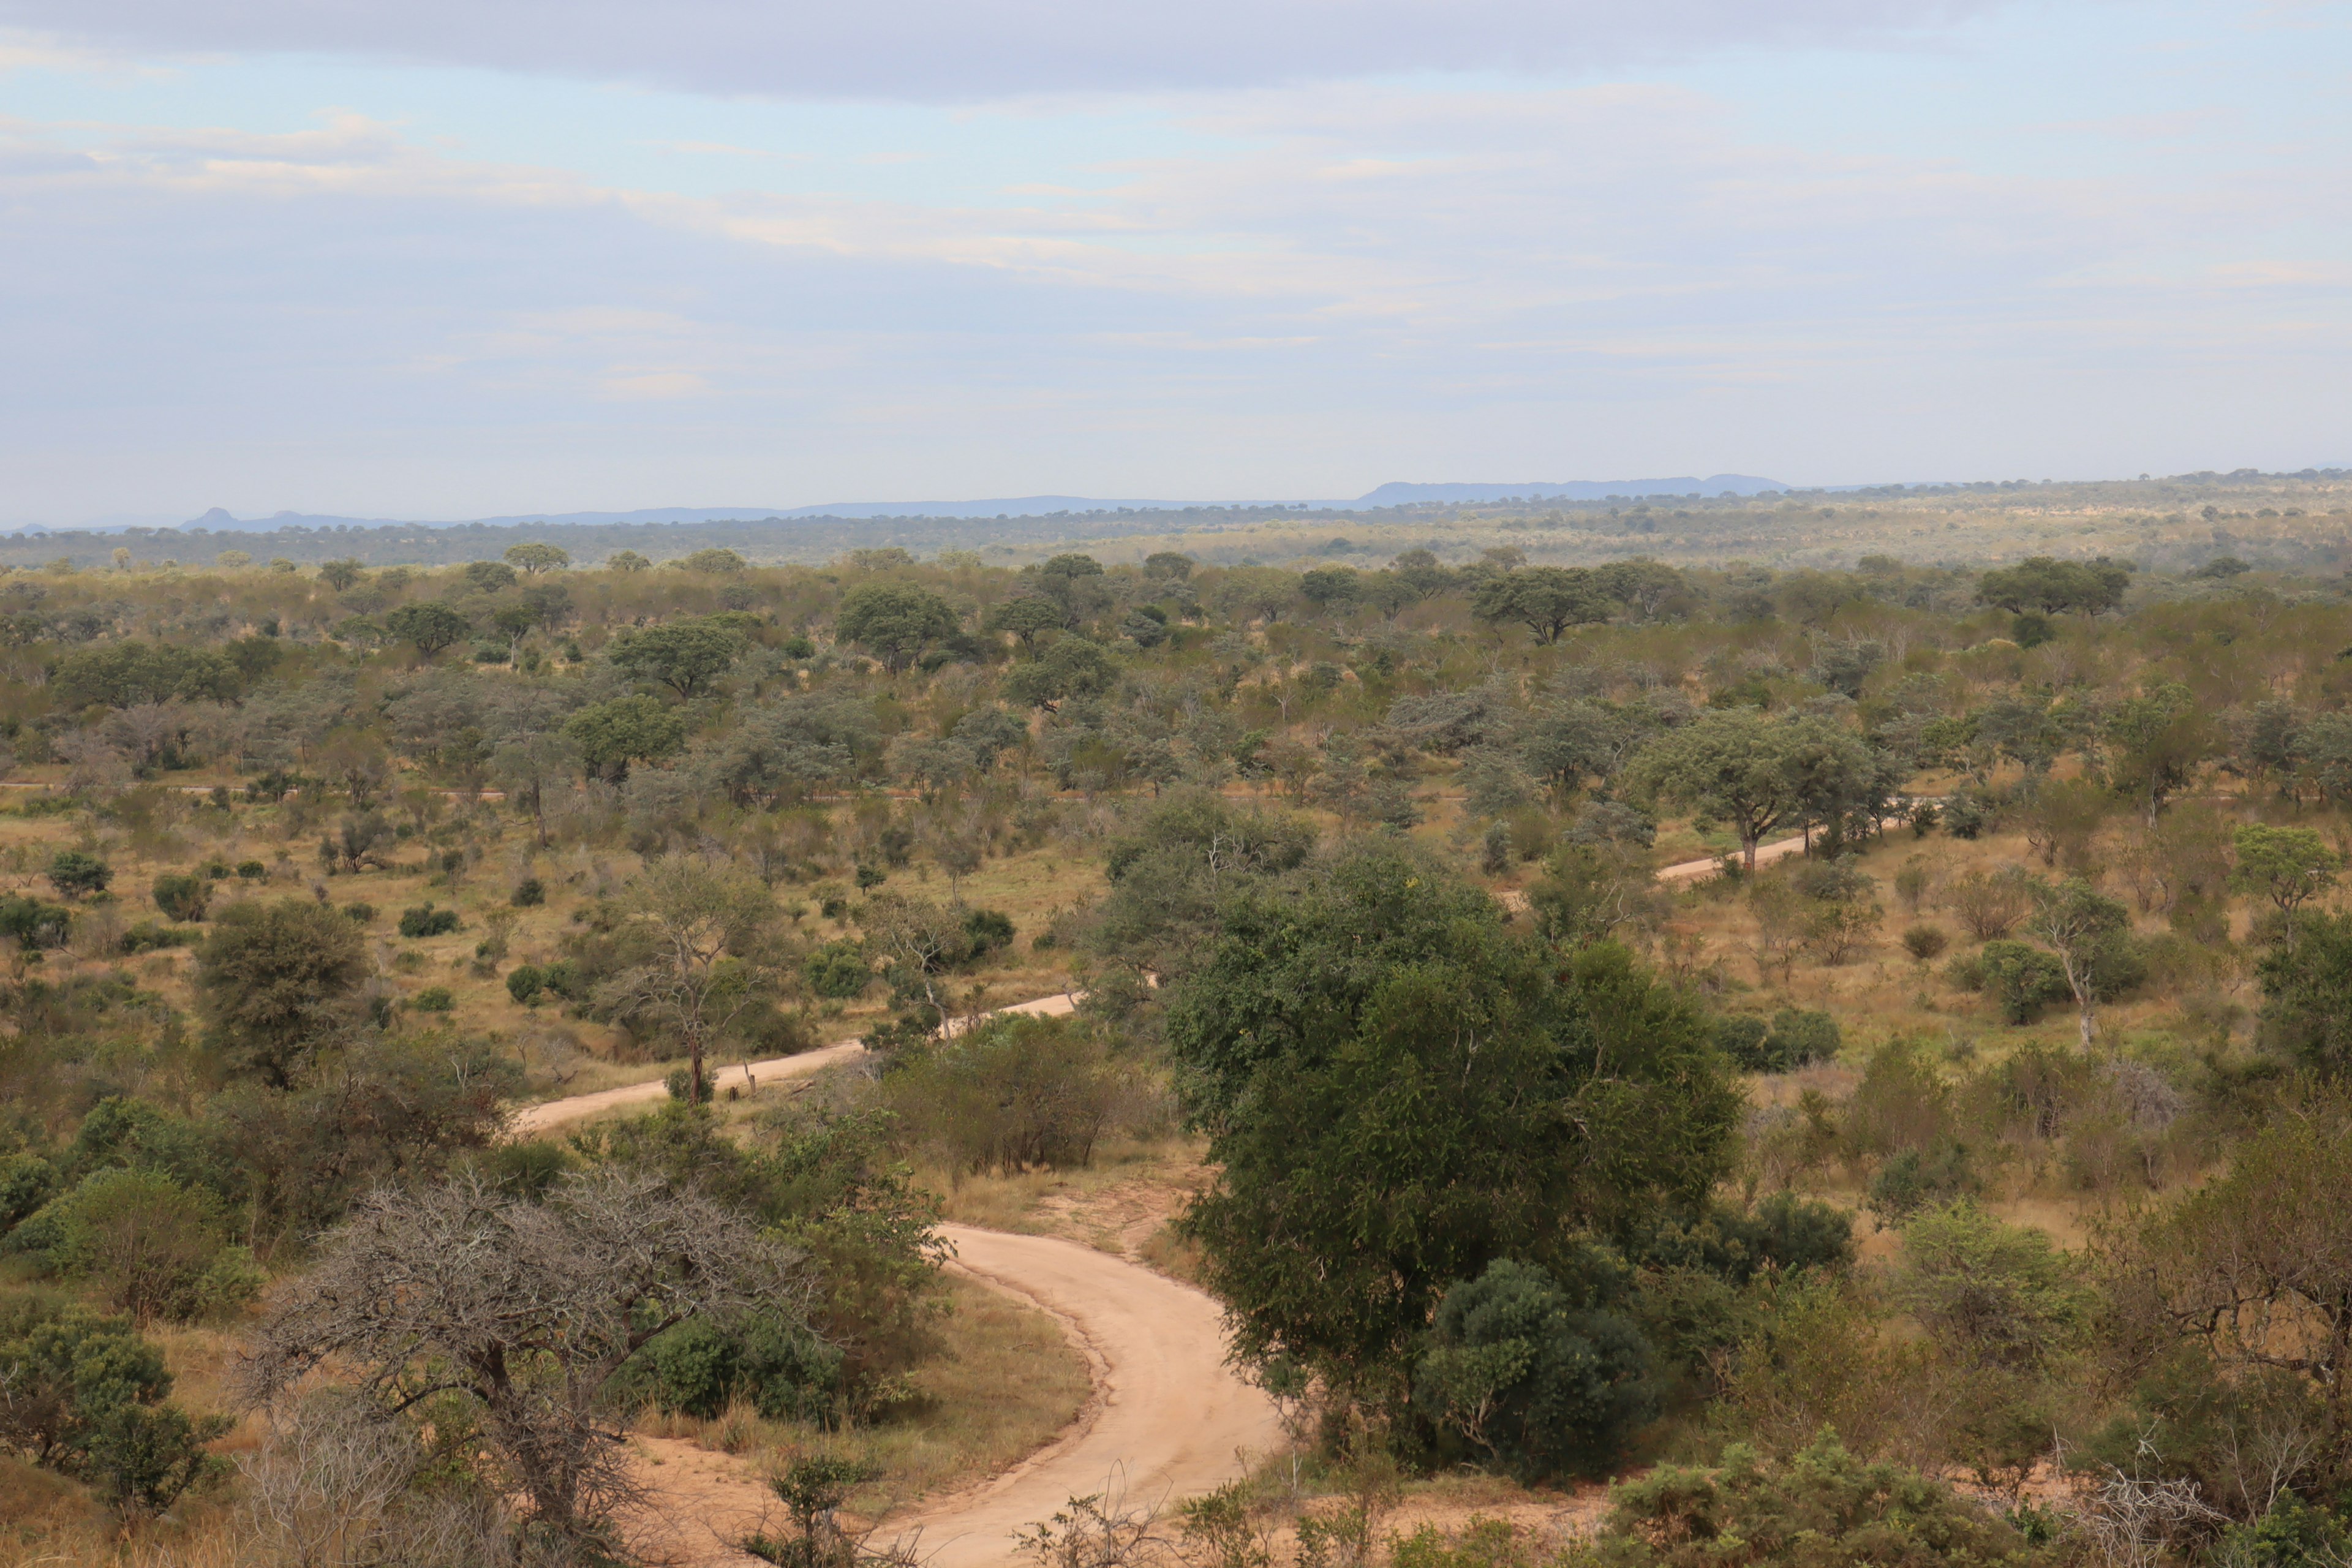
1355 476 1788 505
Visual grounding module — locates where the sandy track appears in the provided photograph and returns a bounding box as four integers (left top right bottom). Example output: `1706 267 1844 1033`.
891 1227 1278 1567
511 990 1080 1134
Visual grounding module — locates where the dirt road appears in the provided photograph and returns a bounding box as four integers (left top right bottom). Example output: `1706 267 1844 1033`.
510 990 1081 1134
891 1227 1279 1567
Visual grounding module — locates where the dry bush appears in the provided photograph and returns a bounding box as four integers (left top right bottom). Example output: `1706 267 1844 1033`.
1946 866 2034 942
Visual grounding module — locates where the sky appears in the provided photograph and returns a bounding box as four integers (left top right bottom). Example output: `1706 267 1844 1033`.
1 0 2348 526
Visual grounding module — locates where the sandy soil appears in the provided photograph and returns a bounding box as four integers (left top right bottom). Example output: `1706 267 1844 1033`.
618 1227 1281 1568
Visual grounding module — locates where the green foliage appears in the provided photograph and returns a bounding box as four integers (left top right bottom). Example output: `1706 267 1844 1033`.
1714 1009 1841 1072
506 963 547 1004
1470 566 1613 644
1966 941 2071 1023
740 1454 882 1567
1891 1202 2091 1371
1575 1432 2043 1568
195 897 371 1087
881 1013 1127 1175
803 940 872 998
1174 846 1741 1412
511 876 546 907
48 640 241 709
0 892 72 949
148 872 209 922
1413 1256 1656 1479
398 901 460 938
564 692 690 778
0 1295 230 1512
2257 911 2352 1075
1866 1145 1977 1224
1627 709 1875 867
835 583 959 673
44 850 110 899
2232 824 2340 913
608 615 747 697
17 1167 260 1322
411 985 455 1012
1977 556 2130 616
383 601 470 657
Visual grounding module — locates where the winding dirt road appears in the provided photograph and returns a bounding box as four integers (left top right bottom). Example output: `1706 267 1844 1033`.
535 831 1819 1563
519 992 1278 1567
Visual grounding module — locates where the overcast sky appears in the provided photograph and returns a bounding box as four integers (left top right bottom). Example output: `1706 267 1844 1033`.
2 0 2347 526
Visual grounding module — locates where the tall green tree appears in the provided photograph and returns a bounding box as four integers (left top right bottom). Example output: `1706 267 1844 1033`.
835 585 958 673
1172 847 1740 1415
195 899 371 1088
1470 566 1611 644
608 617 746 698
1627 710 1874 872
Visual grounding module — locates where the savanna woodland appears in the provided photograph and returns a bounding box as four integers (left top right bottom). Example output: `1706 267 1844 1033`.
7 470 2352 1568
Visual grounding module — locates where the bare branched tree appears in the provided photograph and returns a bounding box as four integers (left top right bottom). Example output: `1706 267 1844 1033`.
239 1389 514 1568
241 1167 809 1564
595 857 785 1102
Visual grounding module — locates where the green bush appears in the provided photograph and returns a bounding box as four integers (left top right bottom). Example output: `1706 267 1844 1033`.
506 963 546 1005
397 902 459 938
0 1152 59 1231
1413 1255 1656 1480
962 907 1016 954
0 893 72 950
410 986 455 1012
0 1295 230 1513
635 1314 845 1423
117 921 201 954
881 1013 1124 1175
18 1167 260 1323
1868 1145 1978 1224
511 877 546 907
1574 1431 2043 1568
344 901 377 924
45 850 111 899
1973 941 2071 1024
1715 1009 1841 1072
803 941 871 999
149 872 209 922
663 1066 715 1104
235 859 266 880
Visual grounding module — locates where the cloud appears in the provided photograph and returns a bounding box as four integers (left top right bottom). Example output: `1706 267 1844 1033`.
0 0 2003 100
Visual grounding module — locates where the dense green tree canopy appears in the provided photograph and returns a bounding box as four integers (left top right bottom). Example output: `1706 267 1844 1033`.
835 584 959 673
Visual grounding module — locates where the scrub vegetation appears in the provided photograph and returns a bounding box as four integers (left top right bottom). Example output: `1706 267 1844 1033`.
7 473 2352 1566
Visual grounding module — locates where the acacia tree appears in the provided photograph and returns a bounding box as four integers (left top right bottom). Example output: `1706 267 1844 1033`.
608 617 745 698
2024 876 2133 1050
1469 566 1611 644
2232 824 2340 916
835 585 958 673
597 860 785 1102
384 603 470 659
195 898 371 1088
1628 710 1873 872
503 541 571 575
241 1169 805 1563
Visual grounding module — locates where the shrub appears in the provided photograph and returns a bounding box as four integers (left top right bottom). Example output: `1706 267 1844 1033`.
506 963 546 1005
203 861 231 880
0 1297 231 1512
398 902 459 938
1412 1255 1656 1480
962 907 1016 954
0 893 72 950
20 1167 262 1323
1975 941 2071 1024
635 1314 843 1422
1715 1009 1841 1072
344 902 376 924
511 877 546 907
1868 1145 1978 1224
881 1012 1125 1174
803 941 871 999
1902 925 1949 964
1581 1431 2041 1568
149 872 209 922
411 986 455 1012
235 859 267 880
1948 867 2034 941
45 850 111 899
117 921 200 954
663 1066 715 1104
